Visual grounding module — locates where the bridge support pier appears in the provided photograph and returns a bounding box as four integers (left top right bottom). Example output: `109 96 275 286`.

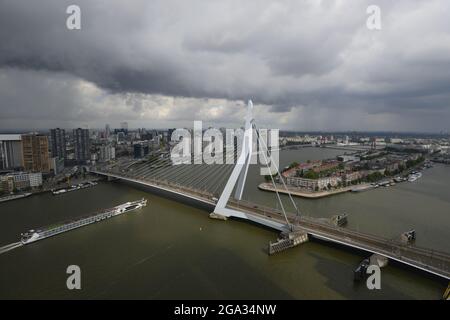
370 254 389 268
355 253 389 281
209 212 228 221
268 230 309 255
444 283 450 300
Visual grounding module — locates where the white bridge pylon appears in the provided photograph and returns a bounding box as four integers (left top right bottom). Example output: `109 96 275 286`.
211 100 254 220
211 101 291 232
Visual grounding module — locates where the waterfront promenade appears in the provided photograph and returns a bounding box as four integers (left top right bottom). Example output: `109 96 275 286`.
258 182 372 198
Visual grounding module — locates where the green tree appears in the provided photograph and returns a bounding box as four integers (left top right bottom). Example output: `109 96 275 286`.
365 171 383 182
304 171 319 179
289 162 299 169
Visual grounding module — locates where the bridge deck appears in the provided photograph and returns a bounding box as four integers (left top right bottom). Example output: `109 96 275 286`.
92 169 450 280
229 200 450 279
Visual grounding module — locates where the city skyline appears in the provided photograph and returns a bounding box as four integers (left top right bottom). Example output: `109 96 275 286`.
1 1 450 132
1 126 450 136
2 1 450 304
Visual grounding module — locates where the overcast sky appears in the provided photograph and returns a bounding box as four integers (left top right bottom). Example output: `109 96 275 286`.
0 0 449 132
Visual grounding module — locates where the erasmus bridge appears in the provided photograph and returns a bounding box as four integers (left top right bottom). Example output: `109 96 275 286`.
91 101 450 281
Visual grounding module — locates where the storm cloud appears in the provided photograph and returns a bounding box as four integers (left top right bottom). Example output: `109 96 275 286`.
0 0 450 131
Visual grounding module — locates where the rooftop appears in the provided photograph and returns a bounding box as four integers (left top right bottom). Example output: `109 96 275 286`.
0 134 22 141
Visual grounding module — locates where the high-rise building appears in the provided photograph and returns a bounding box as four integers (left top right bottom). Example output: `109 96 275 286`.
99 145 115 162
49 157 65 175
21 134 50 172
50 128 66 160
0 134 23 170
133 141 149 159
116 132 126 142
73 128 91 164
105 124 111 139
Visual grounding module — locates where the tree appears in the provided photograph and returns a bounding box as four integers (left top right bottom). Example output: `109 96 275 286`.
366 171 383 182
289 162 299 169
304 171 319 179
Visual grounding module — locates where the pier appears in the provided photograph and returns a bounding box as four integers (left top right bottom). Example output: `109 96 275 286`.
268 230 309 255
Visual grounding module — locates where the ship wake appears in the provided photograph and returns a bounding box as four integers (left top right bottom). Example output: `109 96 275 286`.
0 242 23 255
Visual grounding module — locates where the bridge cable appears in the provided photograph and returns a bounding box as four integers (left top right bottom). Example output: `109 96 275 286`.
253 123 301 219
253 124 293 230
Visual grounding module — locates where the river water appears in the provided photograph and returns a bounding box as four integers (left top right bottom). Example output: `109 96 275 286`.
0 148 448 299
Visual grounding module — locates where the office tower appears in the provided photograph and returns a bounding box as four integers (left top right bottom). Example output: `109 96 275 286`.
21 134 50 172
0 134 23 170
50 128 66 160
105 124 111 139
73 128 91 163
99 145 115 162
116 132 125 142
133 141 149 159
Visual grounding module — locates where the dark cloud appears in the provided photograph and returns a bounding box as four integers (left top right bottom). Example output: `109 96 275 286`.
0 0 450 131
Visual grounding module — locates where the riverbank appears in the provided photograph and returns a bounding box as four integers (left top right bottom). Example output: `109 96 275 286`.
258 182 373 199
0 176 103 204
0 193 32 203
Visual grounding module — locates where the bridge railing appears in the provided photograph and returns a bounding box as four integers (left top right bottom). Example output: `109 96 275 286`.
230 199 450 268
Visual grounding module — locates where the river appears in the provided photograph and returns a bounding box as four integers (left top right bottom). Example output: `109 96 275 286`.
0 148 448 299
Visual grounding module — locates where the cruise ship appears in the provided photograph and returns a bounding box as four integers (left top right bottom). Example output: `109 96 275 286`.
20 199 147 245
